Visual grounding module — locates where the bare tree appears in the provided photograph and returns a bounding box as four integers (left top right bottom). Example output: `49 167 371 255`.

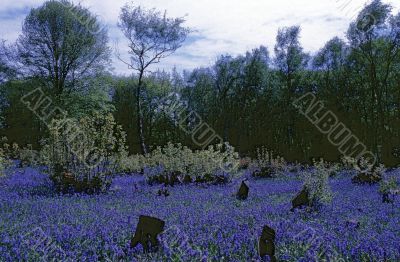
117 4 190 154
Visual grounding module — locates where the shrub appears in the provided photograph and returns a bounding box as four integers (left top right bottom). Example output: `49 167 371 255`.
251 147 287 178
18 145 41 168
0 140 15 174
41 112 127 194
301 159 333 209
118 154 146 174
342 156 385 184
143 142 240 185
379 176 399 203
325 162 340 177
0 137 20 160
0 139 42 168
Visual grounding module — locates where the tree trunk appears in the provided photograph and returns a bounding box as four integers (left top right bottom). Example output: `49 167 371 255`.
137 71 147 154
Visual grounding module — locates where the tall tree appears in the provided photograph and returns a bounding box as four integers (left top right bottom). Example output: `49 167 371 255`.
117 4 190 154
274 26 308 93
16 0 110 106
274 26 309 156
0 40 17 84
346 0 395 160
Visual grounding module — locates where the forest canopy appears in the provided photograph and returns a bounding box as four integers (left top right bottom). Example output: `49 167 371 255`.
1 0 400 166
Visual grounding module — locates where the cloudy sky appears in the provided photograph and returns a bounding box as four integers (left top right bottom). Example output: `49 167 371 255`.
1 0 399 75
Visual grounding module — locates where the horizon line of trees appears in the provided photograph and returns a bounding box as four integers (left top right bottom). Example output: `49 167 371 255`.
1 0 400 166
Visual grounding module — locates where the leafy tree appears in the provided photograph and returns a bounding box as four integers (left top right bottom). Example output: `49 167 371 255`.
0 40 18 84
16 0 110 106
346 0 398 160
274 26 309 92
117 3 190 154
274 26 309 157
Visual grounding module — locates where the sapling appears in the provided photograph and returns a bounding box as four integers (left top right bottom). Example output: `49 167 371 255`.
302 159 333 209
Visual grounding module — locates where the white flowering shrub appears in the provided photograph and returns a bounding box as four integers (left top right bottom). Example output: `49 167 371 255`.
302 159 333 208
323 161 341 177
118 154 147 174
342 156 385 184
143 142 240 185
0 137 20 160
146 143 191 174
251 146 288 178
341 156 384 173
18 145 41 167
0 139 16 173
41 112 127 194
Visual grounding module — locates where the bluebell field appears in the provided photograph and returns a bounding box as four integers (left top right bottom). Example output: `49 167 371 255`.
0 165 399 261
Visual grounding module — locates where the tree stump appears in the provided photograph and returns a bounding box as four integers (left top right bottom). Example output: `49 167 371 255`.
130 215 165 252
182 175 192 184
236 181 249 200
291 188 310 211
258 225 277 262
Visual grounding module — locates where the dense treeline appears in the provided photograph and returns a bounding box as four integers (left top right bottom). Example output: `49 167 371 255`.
1 0 400 165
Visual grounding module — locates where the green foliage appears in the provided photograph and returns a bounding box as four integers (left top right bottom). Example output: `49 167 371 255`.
302 159 333 207
63 74 116 118
2 0 400 166
18 145 41 167
118 154 146 174
143 142 240 184
41 112 127 193
379 177 398 195
17 0 110 98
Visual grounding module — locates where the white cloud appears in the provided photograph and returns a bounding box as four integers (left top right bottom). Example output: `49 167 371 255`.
1 0 399 74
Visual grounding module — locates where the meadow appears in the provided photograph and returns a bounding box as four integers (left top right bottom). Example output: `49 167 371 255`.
1 164 399 261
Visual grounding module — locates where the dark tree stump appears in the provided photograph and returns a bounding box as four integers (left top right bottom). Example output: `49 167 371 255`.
291 188 310 211
236 181 249 200
183 175 192 184
130 215 165 252
258 225 277 262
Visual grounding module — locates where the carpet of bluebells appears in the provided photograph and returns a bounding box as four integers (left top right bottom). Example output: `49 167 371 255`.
0 165 399 261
